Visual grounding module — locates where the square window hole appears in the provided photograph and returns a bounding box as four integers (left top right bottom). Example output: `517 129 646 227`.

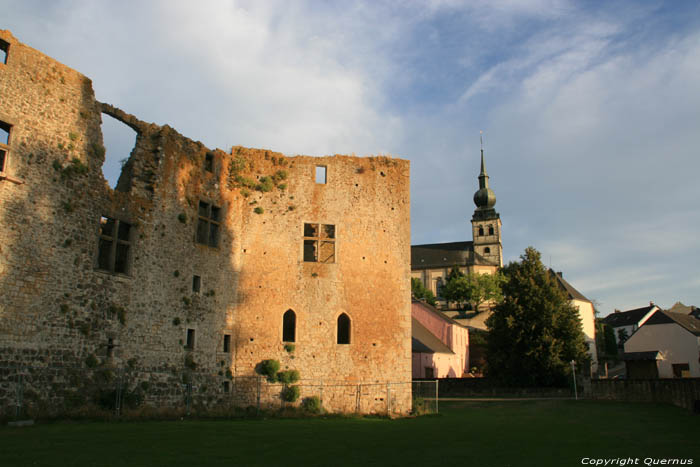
192 275 201 293
315 166 326 184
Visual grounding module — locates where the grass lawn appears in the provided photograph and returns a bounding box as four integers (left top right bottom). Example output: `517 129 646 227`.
1 400 698 466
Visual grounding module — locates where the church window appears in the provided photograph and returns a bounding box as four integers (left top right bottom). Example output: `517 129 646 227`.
484 247 491 254
337 313 351 344
488 225 494 235
97 216 132 274
283 309 296 342
196 201 221 247
303 223 335 263
478 226 484 236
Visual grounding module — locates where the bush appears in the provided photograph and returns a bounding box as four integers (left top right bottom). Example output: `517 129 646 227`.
254 207 264 214
256 176 274 192
301 396 322 414
281 385 300 402
277 370 300 385
258 359 280 382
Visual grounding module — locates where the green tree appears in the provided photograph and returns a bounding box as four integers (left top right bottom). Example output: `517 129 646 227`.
486 247 589 387
442 267 504 312
411 277 436 306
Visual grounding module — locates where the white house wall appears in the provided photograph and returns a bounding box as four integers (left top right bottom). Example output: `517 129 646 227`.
625 323 700 378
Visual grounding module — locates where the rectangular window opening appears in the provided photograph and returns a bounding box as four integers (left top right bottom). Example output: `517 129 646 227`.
186 329 196 349
0 121 10 145
223 381 230 393
223 334 231 353
0 148 6 173
315 166 327 184
97 216 132 274
0 39 8 65
192 275 201 293
204 152 214 172
304 223 335 263
196 200 221 248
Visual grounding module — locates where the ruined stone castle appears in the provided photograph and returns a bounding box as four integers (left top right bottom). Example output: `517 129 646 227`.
0 30 412 416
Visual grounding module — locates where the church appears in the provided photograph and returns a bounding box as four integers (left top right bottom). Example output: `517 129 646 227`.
410 146 503 311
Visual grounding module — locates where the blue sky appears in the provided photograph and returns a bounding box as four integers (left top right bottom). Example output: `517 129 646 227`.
4 0 700 315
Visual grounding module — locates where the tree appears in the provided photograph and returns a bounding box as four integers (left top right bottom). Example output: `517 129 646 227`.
442 267 504 312
486 247 589 387
411 277 436 306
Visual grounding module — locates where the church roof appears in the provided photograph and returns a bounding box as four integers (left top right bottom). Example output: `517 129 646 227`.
549 270 591 303
411 241 495 269
411 318 455 355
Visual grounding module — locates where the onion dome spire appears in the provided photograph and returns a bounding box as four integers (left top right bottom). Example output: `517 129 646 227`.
473 132 496 210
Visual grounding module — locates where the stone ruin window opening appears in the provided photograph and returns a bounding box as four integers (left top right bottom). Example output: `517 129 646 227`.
337 313 351 345
192 275 201 293
204 152 214 173
186 329 196 350
100 113 138 189
315 165 327 184
196 201 221 247
303 223 335 263
223 334 231 353
0 39 8 65
283 309 296 343
97 216 132 274
484 247 491 254
0 120 10 173
223 381 230 393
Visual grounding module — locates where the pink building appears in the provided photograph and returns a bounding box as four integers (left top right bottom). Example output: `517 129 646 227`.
412 300 470 378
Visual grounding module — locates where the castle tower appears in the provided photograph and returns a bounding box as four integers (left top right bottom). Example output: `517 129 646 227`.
471 145 503 267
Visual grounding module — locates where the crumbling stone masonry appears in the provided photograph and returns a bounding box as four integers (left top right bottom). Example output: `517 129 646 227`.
0 30 412 416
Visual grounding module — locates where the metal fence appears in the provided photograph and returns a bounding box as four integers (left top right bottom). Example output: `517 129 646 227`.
0 365 437 420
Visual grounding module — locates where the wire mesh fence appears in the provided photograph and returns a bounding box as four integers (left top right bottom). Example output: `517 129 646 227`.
412 380 439 414
0 365 437 420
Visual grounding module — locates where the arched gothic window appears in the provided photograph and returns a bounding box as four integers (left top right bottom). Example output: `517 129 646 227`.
283 309 296 342
488 225 494 235
337 313 351 344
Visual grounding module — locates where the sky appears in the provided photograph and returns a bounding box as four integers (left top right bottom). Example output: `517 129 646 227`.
3 0 699 316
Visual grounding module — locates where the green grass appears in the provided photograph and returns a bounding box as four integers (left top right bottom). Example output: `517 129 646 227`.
1 400 697 466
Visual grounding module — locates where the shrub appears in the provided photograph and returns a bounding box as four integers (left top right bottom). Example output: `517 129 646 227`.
301 396 322 414
256 176 274 192
284 343 295 353
281 385 300 402
258 359 280 382
173 317 181 326
277 370 300 385
177 213 186 224
253 207 264 214
85 354 98 368
185 353 197 370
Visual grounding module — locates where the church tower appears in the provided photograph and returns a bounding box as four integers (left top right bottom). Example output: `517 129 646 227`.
471 144 503 267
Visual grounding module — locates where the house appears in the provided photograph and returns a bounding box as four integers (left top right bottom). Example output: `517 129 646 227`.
602 303 659 347
0 30 412 415
549 270 598 374
623 310 700 378
412 300 469 378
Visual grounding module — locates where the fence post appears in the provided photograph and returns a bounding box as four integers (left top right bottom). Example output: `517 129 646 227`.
386 383 391 415
15 367 24 420
115 369 123 417
435 380 439 414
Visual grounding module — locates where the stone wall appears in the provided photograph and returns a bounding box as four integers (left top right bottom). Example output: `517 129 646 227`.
0 30 412 417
